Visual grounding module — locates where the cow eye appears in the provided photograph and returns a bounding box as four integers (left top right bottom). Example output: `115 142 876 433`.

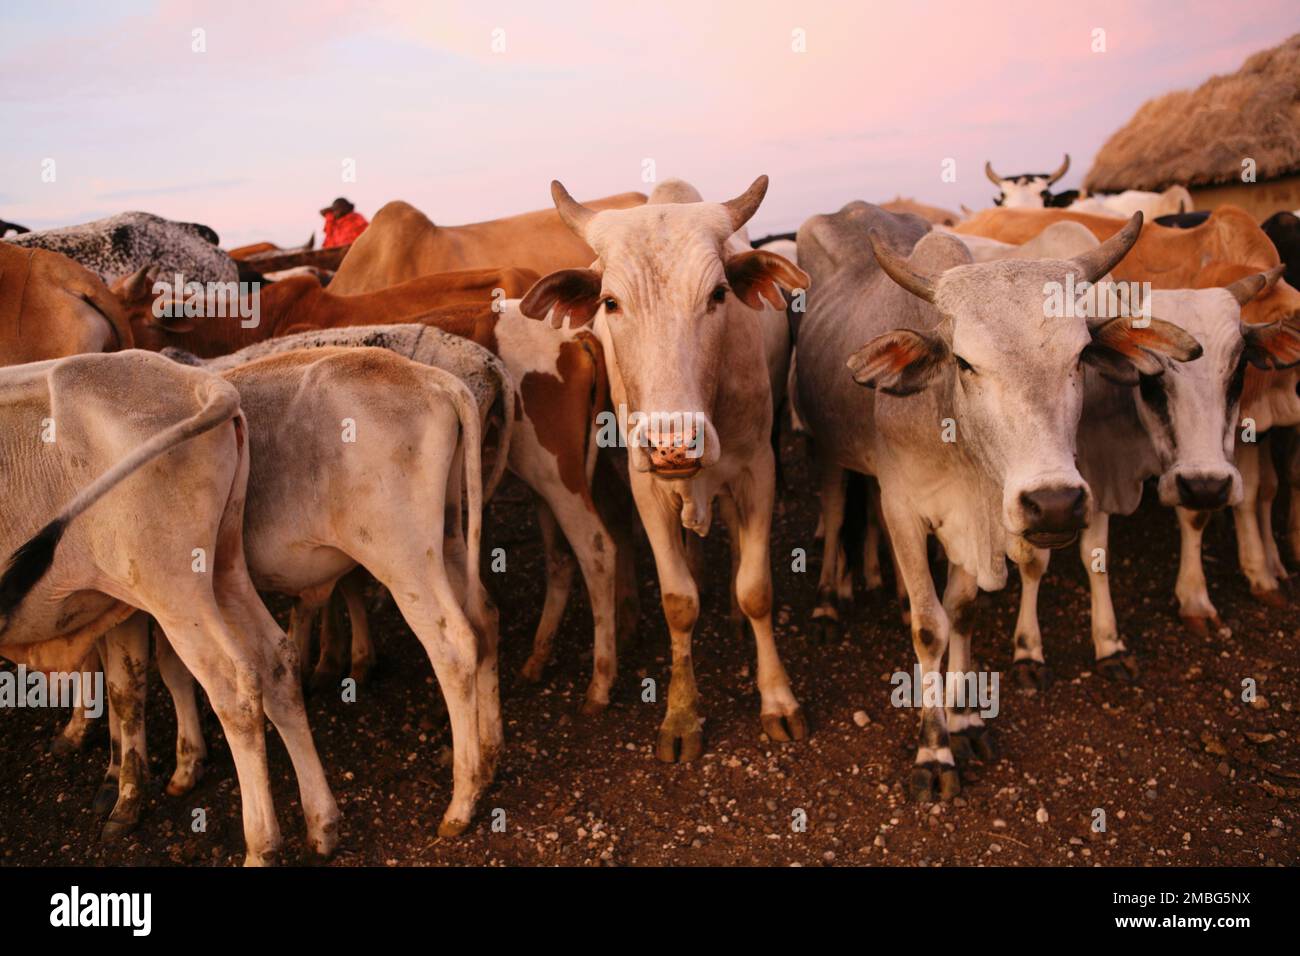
954 355 975 374
603 297 619 314
711 285 728 304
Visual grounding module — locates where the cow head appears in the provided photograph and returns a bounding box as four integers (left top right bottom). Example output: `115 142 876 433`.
521 176 808 479
1136 266 1300 510
985 154 1071 208
849 212 1202 548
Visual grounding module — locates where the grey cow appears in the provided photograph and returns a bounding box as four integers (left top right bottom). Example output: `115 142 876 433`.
794 204 1201 800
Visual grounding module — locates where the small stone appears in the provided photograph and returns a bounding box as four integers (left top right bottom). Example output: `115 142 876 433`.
852 710 870 728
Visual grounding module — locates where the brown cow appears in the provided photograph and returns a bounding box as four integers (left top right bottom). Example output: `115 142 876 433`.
328 192 647 294
111 265 538 356
0 243 133 366
957 205 1300 622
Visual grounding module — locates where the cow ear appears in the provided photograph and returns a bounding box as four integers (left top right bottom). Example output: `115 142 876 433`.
846 329 949 396
520 269 602 328
1242 317 1300 370
1085 316 1203 383
724 250 810 311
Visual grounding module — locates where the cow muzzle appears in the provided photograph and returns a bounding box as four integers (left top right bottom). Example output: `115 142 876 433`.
1018 485 1088 548
627 410 718 478
1162 467 1239 511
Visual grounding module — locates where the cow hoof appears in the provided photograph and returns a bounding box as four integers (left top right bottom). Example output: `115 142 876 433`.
518 657 547 684
309 668 346 697
761 707 808 743
437 817 471 838
166 763 205 797
1012 659 1049 691
952 727 995 765
655 727 704 764
970 728 996 762
1097 652 1140 683
579 697 608 717
908 762 960 802
1252 587 1286 609
811 616 841 644
49 734 80 757
242 848 280 867
91 781 119 816
100 817 137 844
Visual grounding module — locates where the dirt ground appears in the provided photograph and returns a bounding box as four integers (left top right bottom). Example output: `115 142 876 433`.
1 434 1296 867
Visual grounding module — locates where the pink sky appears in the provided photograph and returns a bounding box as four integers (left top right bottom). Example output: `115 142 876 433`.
2 1 1297 245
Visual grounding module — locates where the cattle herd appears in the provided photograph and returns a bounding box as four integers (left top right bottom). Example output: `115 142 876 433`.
1 169 1298 866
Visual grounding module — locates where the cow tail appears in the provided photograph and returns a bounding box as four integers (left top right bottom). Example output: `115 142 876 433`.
482 356 515 503
0 377 241 620
445 377 485 628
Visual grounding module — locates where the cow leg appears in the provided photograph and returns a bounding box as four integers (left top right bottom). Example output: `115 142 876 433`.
519 499 575 683
288 601 320 685
631 479 705 763
943 563 991 765
92 639 122 816
339 567 375 684
1080 511 1137 681
1011 548 1050 690
593 449 642 648
728 464 806 743
1234 438 1284 605
100 613 151 842
52 644 102 756
863 479 885 591
1174 505 1223 634
718 495 748 642
156 632 207 796
1286 428 1300 565
883 499 956 802
811 462 847 641
1256 435 1288 583
310 585 352 694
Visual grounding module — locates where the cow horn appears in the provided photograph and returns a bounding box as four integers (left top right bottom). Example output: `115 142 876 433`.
985 161 1003 185
551 181 596 237
1048 153 1071 185
868 229 937 304
1226 265 1286 306
1070 211 1143 284
722 175 769 231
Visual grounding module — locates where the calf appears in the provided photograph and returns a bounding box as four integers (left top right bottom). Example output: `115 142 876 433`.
0 350 337 863
521 175 810 760
795 206 1200 799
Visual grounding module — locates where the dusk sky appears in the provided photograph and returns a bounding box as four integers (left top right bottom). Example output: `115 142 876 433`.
3 1 1297 246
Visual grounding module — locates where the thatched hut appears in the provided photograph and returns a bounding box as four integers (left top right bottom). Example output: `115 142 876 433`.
1085 34 1300 221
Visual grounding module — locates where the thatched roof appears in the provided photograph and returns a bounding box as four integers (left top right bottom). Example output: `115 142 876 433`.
1085 34 1300 192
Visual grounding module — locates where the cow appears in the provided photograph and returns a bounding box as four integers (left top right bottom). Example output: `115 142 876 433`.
227 235 315 261
0 350 338 864
109 264 538 356
984 154 1074 208
1261 210 1300 289
955 205 1300 622
121 346 500 837
0 219 29 238
328 192 647 294
881 196 961 226
110 260 625 708
794 205 1201 799
1 243 134 366
1068 185 1194 220
518 175 810 761
952 225 1298 685
5 211 236 285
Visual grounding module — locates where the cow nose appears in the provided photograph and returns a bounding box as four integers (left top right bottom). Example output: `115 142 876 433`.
1176 474 1232 511
1020 486 1087 532
647 428 700 474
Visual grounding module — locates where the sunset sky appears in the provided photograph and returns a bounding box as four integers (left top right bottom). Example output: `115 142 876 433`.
3 1 1297 246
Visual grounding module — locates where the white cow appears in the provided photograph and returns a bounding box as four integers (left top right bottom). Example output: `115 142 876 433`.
0 350 338 864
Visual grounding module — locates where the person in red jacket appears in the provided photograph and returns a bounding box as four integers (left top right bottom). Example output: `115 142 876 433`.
319 197 368 248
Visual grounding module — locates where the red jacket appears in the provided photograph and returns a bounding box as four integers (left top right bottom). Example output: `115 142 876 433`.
322 210 368 248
